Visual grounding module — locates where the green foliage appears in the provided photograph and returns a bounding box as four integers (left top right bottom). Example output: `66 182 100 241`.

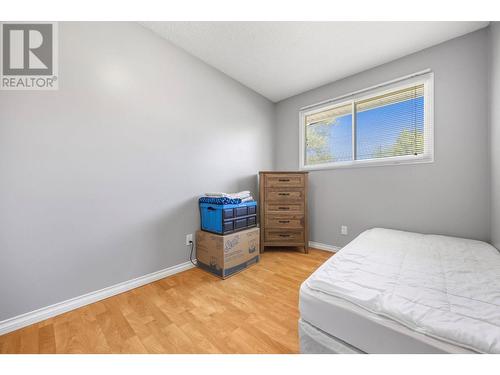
372 129 424 159
306 122 423 165
306 121 334 164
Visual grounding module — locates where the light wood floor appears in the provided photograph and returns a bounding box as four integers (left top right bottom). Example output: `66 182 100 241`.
0 249 332 354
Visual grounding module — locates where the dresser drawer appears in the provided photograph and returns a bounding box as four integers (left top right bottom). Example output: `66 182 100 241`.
265 188 304 202
259 171 308 253
265 215 304 229
265 174 305 188
265 229 304 243
265 202 304 214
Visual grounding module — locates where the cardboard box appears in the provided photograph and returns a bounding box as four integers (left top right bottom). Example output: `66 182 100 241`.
196 227 260 279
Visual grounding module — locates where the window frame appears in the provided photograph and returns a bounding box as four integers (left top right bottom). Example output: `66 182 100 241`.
299 71 434 171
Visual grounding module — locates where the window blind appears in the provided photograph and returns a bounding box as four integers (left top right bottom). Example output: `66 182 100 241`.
355 84 425 160
300 73 432 169
305 103 352 165
305 103 352 126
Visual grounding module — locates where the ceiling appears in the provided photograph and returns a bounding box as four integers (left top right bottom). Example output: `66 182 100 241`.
141 22 489 102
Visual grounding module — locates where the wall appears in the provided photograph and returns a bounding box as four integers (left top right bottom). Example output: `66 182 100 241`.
0 22 274 321
275 28 490 248
491 22 500 248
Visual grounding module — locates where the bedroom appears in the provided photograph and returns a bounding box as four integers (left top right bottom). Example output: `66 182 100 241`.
1 0 499 372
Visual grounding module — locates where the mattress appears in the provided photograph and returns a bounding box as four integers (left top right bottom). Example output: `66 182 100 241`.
300 228 500 354
300 281 473 353
298 318 363 354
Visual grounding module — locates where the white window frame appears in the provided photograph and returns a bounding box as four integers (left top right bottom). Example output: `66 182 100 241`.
299 70 434 171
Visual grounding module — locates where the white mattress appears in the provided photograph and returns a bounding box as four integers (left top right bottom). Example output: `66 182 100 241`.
300 282 473 353
298 318 364 354
300 228 500 354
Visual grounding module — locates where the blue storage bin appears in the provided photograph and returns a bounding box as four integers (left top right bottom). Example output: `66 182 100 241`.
200 201 257 235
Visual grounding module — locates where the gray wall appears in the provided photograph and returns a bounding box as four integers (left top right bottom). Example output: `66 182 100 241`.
490 22 500 248
0 22 274 321
0 22 495 322
275 28 490 248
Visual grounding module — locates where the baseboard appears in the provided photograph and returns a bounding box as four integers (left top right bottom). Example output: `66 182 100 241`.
309 241 341 253
0 260 195 336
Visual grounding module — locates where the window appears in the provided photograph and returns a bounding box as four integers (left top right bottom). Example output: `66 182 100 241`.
299 72 433 170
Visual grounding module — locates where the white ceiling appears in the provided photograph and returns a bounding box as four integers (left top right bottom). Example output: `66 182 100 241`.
141 22 489 102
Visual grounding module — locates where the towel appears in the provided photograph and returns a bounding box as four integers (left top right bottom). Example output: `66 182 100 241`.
230 191 251 199
204 191 251 199
204 192 226 197
199 197 242 205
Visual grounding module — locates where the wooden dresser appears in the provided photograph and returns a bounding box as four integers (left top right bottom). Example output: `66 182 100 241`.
258 171 309 253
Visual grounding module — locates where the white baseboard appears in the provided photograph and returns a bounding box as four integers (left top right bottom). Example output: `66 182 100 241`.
309 241 341 253
0 260 195 336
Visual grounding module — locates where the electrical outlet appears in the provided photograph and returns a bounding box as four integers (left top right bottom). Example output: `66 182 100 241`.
186 233 193 246
341 225 348 235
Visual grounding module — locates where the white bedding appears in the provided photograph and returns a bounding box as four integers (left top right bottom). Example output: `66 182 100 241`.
300 282 473 353
304 228 500 353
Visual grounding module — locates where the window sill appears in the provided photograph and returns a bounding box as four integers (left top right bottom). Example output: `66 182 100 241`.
299 155 434 171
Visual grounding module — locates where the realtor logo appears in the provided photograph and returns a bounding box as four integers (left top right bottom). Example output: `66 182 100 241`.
1 22 58 90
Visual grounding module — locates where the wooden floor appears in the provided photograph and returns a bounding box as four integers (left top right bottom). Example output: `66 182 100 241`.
0 249 332 354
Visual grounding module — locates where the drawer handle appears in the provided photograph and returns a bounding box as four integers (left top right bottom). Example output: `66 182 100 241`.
278 193 290 196
279 234 291 237
278 207 290 210
278 179 290 182
278 220 290 224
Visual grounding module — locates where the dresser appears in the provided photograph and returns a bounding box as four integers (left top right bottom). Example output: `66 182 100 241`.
258 171 309 253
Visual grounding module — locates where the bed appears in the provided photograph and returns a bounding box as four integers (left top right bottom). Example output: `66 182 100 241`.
299 228 500 354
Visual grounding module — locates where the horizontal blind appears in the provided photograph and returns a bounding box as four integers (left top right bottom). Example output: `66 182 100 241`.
356 85 424 113
305 102 353 165
355 84 425 160
305 103 352 126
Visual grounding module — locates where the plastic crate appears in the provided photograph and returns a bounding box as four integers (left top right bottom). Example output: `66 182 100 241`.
200 201 257 235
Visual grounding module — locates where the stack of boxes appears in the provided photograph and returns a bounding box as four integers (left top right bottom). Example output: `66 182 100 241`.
196 197 260 279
